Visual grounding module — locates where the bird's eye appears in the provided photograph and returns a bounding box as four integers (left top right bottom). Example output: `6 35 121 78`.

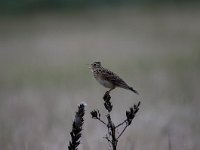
94 64 96 66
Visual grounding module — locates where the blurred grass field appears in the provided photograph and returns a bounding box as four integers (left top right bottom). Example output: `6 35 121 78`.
0 5 200 150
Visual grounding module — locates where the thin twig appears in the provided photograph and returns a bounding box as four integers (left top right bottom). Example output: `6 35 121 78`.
168 130 172 150
117 124 129 140
97 118 107 126
116 120 127 128
103 136 112 144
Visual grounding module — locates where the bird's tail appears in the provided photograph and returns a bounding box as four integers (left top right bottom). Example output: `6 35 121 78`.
128 87 139 95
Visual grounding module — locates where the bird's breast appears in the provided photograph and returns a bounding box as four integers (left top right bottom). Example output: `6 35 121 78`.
96 77 114 88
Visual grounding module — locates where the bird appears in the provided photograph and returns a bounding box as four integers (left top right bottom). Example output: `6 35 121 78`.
90 62 139 94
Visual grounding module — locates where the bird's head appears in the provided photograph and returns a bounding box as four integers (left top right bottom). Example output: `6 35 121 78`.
90 62 102 70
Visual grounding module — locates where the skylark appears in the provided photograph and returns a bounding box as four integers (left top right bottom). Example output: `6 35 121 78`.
90 62 139 94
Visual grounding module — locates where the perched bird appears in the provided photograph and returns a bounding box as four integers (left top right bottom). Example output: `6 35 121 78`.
90 62 139 94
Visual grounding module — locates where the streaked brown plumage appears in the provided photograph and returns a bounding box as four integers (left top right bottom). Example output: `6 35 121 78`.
90 62 139 94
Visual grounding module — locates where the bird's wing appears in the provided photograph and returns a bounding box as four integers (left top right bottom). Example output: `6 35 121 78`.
101 68 129 88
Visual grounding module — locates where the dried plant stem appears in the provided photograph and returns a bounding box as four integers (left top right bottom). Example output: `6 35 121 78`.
116 120 126 128
68 103 85 150
91 91 141 150
97 118 107 125
107 114 117 150
117 123 128 140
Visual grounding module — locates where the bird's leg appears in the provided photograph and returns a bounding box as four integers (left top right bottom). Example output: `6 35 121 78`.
108 87 115 93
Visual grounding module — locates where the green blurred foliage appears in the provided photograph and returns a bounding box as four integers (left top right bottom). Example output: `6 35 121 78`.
0 0 199 14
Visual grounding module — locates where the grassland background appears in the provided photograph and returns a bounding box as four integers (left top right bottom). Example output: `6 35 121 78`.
0 3 200 150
